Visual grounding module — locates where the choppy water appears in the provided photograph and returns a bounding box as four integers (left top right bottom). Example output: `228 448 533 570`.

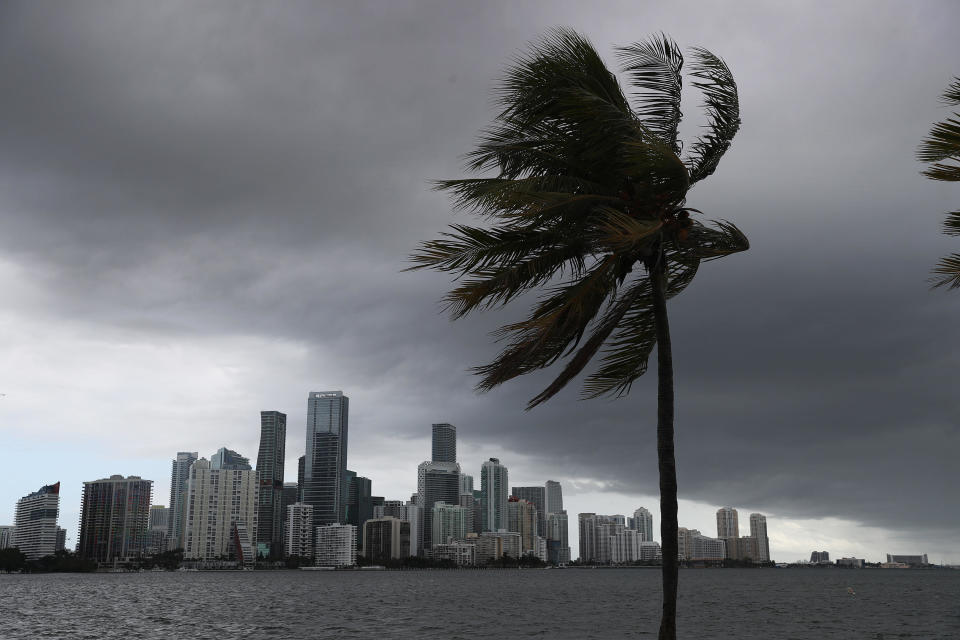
2 568 959 639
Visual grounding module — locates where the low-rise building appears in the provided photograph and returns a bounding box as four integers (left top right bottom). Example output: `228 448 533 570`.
836 557 864 568
315 523 356 567
431 541 476 566
475 530 521 564
886 553 928 566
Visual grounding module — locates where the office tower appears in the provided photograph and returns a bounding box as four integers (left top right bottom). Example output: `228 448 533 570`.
363 517 411 562
304 391 349 528
546 511 571 564
344 474 374 545
471 490 483 535
77 475 153 564
210 447 251 470
12 482 60 560
716 507 739 539
285 503 314 558
431 502 468 546
374 500 421 557
417 461 460 550
0 526 14 549
480 458 508 532
149 506 169 532
431 423 456 463
506 497 537 554
629 507 654 542
167 452 198 550
459 474 474 495
297 455 305 502
545 480 563 514
458 492 476 535
315 523 356 567
183 458 259 562
255 410 287 558
512 486 546 541
749 513 770 562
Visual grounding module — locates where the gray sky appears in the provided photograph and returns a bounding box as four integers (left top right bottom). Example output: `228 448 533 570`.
1 0 958 562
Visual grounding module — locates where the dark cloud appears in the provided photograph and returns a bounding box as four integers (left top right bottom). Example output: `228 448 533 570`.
1 0 958 555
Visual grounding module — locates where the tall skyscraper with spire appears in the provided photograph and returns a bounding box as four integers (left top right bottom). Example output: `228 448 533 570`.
431 423 456 463
167 451 198 550
256 410 287 558
304 391 349 527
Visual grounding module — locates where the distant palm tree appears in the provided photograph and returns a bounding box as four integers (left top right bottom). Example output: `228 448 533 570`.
918 77 960 289
409 29 748 639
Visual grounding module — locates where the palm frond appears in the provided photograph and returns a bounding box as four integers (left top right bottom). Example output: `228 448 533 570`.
617 34 684 152
684 47 741 185
939 77 960 106
931 252 960 290
943 210 960 236
679 219 750 260
917 117 960 168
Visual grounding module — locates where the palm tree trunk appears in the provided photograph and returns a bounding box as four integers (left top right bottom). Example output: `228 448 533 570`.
648 252 679 640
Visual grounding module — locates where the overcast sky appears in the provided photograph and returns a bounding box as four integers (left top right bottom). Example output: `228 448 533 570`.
1 0 958 563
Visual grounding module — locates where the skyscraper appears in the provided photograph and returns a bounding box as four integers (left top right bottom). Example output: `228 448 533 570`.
512 486 546 540
279 483 298 554
77 475 153 564
749 513 770 562
431 423 456 463
480 458 508 532
297 455 305 503
417 461 460 550
506 497 537 554
12 482 60 560
183 458 259 562
210 447 251 470
167 451 198 550
304 391 349 527
431 502 468 546
285 502 314 559
545 480 564 514
630 507 654 542
716 507 739 539
546 511 571 564
256 410 287 558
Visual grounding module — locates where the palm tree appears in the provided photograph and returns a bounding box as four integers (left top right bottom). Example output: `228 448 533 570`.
409 28 748 639
918 77 960 289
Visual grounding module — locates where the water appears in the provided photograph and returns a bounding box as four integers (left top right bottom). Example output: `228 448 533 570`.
2 568 958 639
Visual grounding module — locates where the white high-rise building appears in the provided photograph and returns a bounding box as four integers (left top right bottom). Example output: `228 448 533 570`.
629 507 654 542
480 458 508 532
315 523 356 567
749 513 770 562
183 458 259 562
716 507 739 539
431 502 467 546
167 452 198 550
286 502 315 558
12 482 61 560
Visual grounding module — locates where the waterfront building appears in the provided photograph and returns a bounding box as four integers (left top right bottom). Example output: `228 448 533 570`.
431 423 456 463
506 497 538 554
232 521 256 569
810 550 830 564
55 527 66 551
210 447 251 470
511 486 546 541
315 523 356 567
545 480 563 514
255 410 287 559
628 507 654 542
837 557 864 568
431 541 476 566
475 530 521 564
0 526 14 549
886 553 928 566
480 458 509 532
167 452 198 550
716 507 739 539
678 528 726 561
374 500 421 556
183 458 259 562
362 517 410 562
578 513 626 564
418 461 460 550
279 483 299 554
77 475 153 564
546 511 571 564
431 502 468 546
12 482 61 560
725 536 759 562
749 513 770 562
285 502 314 559
304 391 349 528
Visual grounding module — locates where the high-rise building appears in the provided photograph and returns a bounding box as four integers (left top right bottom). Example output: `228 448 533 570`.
279 483 299 554
546 511 571 564
749 513 770 562
480 458 508 532
578 513 623 564
431 502 468 546
210 447 251 470
545 480 563 514
0 526 15 549
77 475 153 564
149 505 169 532
373 500 421 557
459 474 474 495
315 523 356 567
12 482 60 560
458 492 476 535
297 455 305 503
167 452 198 550
417 461 460 550
431 423 456 463
304 391 349 528
55 527 66 552
183 458 259 562
255 410 287 558
810 550 830 564
506 497 538 555
363 517 411 562
716 507 739 539
511 486 546 541
629 507 654 542
285 502 314 559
